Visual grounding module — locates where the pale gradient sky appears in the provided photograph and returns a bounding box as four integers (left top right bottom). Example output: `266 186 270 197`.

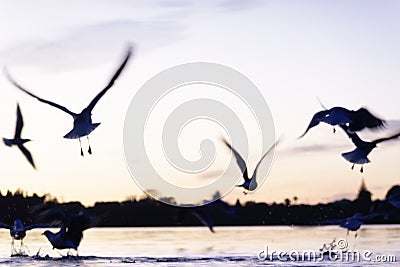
0 0 400 205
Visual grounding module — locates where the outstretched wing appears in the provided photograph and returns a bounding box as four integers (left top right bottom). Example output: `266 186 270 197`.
223 138 249 181
86 45 133 112
190 208 215 233
349 108 386 132
15 103 24 139
298 111 327 138
253 138 281 180
4 68 76 117
24 223 54 231
0 222 13 230
18 144 36 169
373 132 400 145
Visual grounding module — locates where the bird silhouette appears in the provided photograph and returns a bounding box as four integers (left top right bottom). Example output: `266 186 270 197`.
339 213 382 238
223 138 279 194
339 125 400 173
177 199 236 233
39 209 98 255
4 46 133 156
300 105 385 138
3 104 36 169
0 219 51 254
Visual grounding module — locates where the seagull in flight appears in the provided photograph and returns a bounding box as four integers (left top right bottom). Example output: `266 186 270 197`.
177 199 236 233
4 46 133 156
339 213 382 238
299 102 385 138
3 104 36 169
339 125 400 173
223 138 279 194
0 219 51 254
322 212 382 238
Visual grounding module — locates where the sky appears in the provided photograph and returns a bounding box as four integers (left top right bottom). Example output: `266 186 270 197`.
0 0 400 206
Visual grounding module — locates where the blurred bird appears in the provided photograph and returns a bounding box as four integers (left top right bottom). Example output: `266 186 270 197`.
3 104 36 169
322 212 382 238
38 209 98 254
339 125 400 173
0 219 51 248
177 199 236 233
4 46 133 157
223 138 279 194
299 103 385 138
339 213 382 238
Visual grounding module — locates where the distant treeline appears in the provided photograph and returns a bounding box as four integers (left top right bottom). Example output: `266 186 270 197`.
0 184 399 227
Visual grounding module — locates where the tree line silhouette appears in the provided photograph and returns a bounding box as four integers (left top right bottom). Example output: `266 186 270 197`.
0 182 399 228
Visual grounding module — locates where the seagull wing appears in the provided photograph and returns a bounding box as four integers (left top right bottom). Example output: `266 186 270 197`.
253 139 280 180
316 97 328 110
24 223 54 231
356 212 383 222
86 46 133 112
350 108 386 131
67 213 99 247
298 110 328 138
0 222 13 230
190 208 215 233
17 144 36 169
15 103 24 139
223 138 249 181
372 132 400 145
4 69 76 117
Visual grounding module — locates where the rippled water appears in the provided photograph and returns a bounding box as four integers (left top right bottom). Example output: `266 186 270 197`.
0 225 398 266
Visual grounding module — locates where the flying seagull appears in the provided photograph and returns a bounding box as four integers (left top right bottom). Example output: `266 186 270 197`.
223 138 279 194
3 104 36 169
339 125 400 173
322 212 382 238
339 213 382 238
177 199 236 233
4 46 133 156
299 104 385 138
0 219 51 248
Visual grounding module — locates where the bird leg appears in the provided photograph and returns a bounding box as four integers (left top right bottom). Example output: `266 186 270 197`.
87 136 92 155
360 166 364 173
79 138 84 157
355 231 358 238
351 164 355 170
333 127 336 134
11 238 16 255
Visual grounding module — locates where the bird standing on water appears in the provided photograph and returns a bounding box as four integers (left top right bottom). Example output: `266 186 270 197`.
4 46 133 156
3 104 36 169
